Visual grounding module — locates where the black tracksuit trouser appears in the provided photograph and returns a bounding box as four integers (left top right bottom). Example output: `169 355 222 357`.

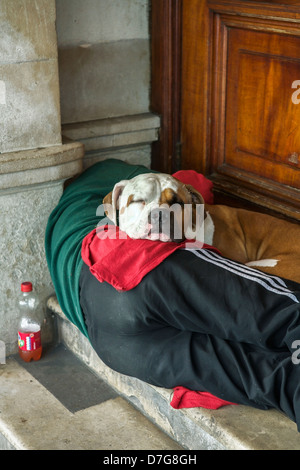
79 248 300 429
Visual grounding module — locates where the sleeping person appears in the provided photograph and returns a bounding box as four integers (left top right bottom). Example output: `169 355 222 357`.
45 158 300 430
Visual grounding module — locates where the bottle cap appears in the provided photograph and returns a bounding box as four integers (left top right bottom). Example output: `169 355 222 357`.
21 282 32 292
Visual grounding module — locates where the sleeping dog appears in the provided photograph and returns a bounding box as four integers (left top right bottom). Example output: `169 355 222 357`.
103 172 300 284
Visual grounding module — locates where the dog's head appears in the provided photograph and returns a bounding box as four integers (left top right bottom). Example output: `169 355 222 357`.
103 173 205 242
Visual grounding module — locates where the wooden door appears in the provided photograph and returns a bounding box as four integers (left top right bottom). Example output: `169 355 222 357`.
151 0 300 221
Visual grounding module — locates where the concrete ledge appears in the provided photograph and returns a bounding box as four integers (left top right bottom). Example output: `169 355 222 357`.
62 113 160 152
0 142 84 192
47 295 300 450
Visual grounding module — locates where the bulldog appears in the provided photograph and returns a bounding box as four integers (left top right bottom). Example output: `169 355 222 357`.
103 173 205 243
103 172 300 284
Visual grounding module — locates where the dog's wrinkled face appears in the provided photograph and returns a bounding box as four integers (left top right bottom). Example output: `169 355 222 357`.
103 173 204 242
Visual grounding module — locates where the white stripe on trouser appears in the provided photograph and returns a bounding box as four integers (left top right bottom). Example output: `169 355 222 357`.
199 249 289 289
185 248 299 304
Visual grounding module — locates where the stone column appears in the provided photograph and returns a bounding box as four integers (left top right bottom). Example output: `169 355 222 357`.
0 0 83 355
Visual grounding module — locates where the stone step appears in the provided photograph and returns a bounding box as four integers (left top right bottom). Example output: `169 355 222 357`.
0 344 181 451
47 295 300 450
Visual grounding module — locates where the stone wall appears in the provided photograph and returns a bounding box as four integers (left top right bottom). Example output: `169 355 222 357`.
0 0 83 355
56 0 150 123
55 0 158 168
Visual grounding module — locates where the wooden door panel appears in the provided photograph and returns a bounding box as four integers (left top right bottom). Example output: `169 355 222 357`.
225 28 300 189
207 3 300 219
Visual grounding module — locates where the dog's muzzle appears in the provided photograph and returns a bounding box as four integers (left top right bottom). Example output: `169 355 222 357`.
148 207 184 242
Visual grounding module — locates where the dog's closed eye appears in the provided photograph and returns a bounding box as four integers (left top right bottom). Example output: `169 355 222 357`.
131 199 146 205
126 194 145 207
126 195 146 206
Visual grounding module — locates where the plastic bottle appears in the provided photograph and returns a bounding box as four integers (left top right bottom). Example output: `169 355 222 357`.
18 282 43 362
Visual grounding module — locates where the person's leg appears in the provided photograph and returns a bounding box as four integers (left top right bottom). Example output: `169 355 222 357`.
79 262 300 428
143 249 300 351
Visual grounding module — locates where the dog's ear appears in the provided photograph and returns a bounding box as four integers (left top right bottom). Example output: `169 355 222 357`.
103 180 128 225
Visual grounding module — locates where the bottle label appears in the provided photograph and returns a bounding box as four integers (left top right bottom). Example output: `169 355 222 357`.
18 330 41 351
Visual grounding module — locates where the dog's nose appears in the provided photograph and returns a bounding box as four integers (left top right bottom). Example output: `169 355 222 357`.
148 207 184 242
148 208 171 236
149 208 170 225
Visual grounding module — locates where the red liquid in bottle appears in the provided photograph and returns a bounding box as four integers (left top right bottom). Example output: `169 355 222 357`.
18 329 42 362
18 282 43 362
